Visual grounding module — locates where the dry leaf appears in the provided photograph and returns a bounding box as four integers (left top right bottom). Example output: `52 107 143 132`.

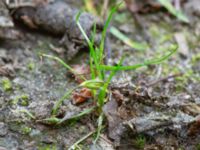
72 88 92 105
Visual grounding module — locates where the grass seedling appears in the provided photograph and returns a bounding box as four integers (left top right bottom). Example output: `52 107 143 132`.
41 2 177 145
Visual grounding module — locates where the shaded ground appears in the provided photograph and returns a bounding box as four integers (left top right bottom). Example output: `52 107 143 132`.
0 0 200 150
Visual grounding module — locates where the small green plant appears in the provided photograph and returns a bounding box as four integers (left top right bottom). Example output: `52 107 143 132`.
38 144 57 150
27 61 35 70
134 135 146 149
41 2 177 145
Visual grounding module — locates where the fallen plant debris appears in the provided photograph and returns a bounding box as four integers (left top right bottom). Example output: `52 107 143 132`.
72 88 92 105
103 85 199 147
188 115 200 136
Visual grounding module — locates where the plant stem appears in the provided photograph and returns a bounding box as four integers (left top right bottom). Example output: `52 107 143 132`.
52 87 77 116
41 54 86 81
69 130 96 150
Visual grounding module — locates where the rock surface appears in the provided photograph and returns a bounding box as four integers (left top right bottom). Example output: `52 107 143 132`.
0 1 21 39
12 1 103 59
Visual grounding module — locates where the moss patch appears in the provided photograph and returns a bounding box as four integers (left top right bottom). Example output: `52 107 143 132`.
2 78 12 92
10 94 30 106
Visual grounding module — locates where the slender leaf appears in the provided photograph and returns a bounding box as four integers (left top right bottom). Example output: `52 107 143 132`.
59 106 96 124
110 26 148 50
98 56 124 106
94 113 104 144
99 2 123 63
69 130 96 150
76 12 102 79
41 54 86 81
158 0 189 23
52 87 77 116
100 45 177 71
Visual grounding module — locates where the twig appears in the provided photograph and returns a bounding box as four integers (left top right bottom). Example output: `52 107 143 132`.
147 73 183 87
100 134 113 145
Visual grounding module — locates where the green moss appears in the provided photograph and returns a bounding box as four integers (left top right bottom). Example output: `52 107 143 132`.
19 94 29 106
2 78 12 91
9 122 31 135
192 53 200 64
38 144 57 150
21 94 29 100
21 126 32 134
134 135 146 149
159 61 200 92
27 61 35 70
10 94 29 106
10 98 18 105
20 99 29 106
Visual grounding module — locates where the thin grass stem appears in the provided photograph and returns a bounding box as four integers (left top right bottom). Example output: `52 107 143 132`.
41 54 87 81
52 87 77 116
69 130 96 150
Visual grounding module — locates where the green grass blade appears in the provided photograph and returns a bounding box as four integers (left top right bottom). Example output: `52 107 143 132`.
75 11 82 23
41 54 86 81
99 2 123 62
100 45 177 71
143 45 177 65
41 54 73 72
91 23 97 49
76 12 95 53
97 88 107 107
89 51 96 79
37 117 61 125
100 63 145 71
59 106 96 124
90 23 97 79
110 26 148 51
106 56 124 83
76 12 103 79
19 109 36 120
158 0 189 23
52 87 77 116
94 112 104 144
69 130 96 150
76 11 91 45
98 56 124 107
